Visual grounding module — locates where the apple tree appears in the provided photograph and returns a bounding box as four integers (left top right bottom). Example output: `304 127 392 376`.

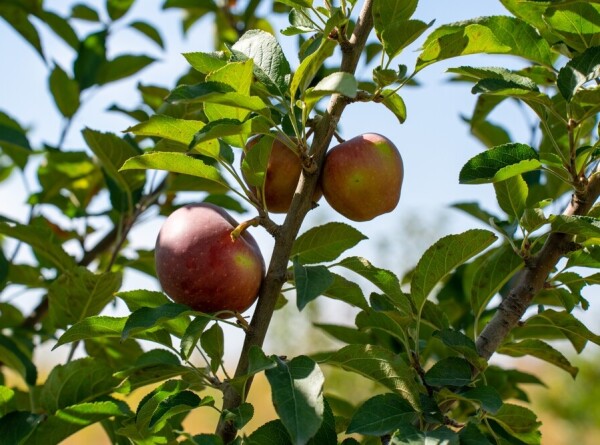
1 0 600 443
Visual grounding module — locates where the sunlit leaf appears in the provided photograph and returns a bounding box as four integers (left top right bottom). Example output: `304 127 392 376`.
459 143 541 184
265 356 324 445
411 229 496 313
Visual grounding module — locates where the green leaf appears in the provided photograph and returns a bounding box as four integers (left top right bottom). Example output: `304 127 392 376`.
292 222 367 265
180 315 211 360
48 64 80 118
0 334 37 386
74 30 107 90
40 357 121 413
293 258 334 311
460 386 503 414
379 19 432 60
411 229 497 313
0 111 32 169
305 72 358 103
372 0 417 40
129 20 164 48
355 309 409 344
71 4 100 21
166 83 268 115
240 134 272 188
459 422 494 445
488 403 541 444
135 380 190 431
321 273 368 310
550 215 600 239
544 2 600 53
307 399 336 445
265 356 324 445
314 323 372 345
494 175 528 220
0 386 15 417
183 51 228 74
498 339 578 378
0 411 43 444
0 222 76 273
122 303 192 340
114 351 193 394
247 346 277 376
26 400 131 445
336 256 411 314
347 393 416 436
245 420 292 445
566 245 600 269
416 16 554 71
99 54 155 85
231 29 291 96
107 0 135 21
0 4 44 59
521 207 548 233
275 0 312 8
54 316 127 348
203 60 257 143
190 116 272 148
459 143 541 184
433 329 487 371
82 129 145 212
281 9 317 36
470 244 523 321
320 344 419 408
117 289 172 310
126 115 221 159
36 10 79 49
424 357 472 387
290 38 336 100
48 267 122 329
149 390 202 428
201 323 225 374
390 425 459 444
557 47 600 102
513 309 600 353
223 402 254 430
120 152 230 192
381 89 407 124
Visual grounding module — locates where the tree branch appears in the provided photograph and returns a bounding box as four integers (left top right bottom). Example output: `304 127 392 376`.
216 1 375 440
476 170 600 359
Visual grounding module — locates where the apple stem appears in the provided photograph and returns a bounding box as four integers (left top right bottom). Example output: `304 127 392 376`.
230 217 260 241
231 215 281 241
233 312 250 331
333 130 345 143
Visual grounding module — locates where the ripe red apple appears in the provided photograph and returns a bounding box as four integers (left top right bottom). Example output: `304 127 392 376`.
155 203 265 316
321 133 403 221
243 135 321 213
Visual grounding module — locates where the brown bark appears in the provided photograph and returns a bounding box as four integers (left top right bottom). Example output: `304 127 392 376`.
476 172 600 359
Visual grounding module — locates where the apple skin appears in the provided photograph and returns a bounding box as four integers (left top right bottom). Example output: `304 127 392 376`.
243 135 321 213
321 133 403 222
155 203 265 316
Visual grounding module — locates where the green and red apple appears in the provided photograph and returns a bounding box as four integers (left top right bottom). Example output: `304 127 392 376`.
321 133 403 221
155 203 264 316
243 135 321 213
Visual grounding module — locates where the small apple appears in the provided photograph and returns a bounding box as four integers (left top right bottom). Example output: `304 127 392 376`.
155 203 265 316
243 135 321 213
320 133 403 221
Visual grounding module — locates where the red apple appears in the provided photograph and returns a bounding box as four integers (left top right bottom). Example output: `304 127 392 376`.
243 135 321 213
155 203 265 316
321 133 403 221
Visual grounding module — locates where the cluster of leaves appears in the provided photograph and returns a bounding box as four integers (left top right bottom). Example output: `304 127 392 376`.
1 0 600 444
